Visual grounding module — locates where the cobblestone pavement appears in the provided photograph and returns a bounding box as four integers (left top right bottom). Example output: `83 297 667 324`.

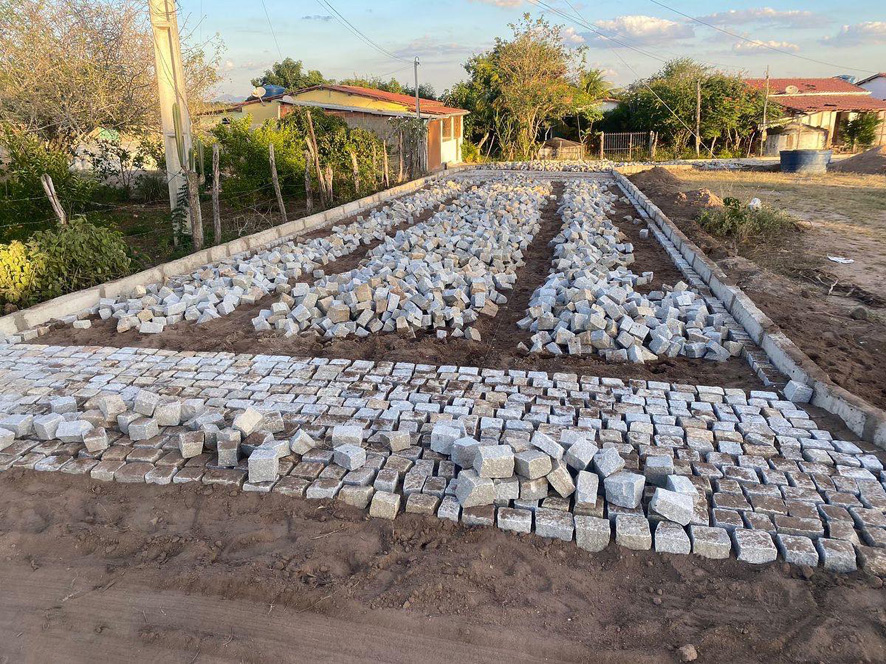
1 342 884 575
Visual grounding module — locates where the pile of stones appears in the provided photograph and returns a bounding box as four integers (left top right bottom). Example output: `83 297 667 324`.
51 179 466 336
253 177 552 341
478 161 618 172
519 179 743 363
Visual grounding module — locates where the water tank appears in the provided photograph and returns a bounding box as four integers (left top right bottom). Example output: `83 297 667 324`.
780 149 832 174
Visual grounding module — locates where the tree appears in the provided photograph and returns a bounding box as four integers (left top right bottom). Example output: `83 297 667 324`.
251 58 326 90
843 113 881 151
571 68 612 144
0 0 223 151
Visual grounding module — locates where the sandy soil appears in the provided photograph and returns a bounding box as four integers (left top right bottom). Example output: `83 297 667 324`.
2 469 885 663
629 168 886 410
38 180 764 390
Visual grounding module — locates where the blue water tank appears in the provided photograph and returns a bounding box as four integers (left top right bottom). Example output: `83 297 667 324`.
262 84 286 98
780 149 832 174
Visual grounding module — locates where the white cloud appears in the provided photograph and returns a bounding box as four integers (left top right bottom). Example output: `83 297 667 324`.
301 15 333 22
586 15 693 48
700 8 827 29
823 22 886 47
732 40 800 55
469 0 524 7
562 26 585 45
394 37 480 60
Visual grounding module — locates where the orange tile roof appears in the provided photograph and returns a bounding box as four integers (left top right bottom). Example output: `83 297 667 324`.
298 84 469 116
745 77 869 95
772 94 886 113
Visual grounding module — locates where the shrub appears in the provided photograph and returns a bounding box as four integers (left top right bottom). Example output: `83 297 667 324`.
0 216 131 306
461 140 483 163
698 197 795 245
133 171 167 203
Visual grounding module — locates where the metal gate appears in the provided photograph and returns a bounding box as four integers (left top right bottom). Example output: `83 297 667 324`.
598 131 655 160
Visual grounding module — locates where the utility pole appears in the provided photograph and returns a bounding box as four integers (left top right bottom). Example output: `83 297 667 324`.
414 57 421 119
695 78 701 158
761 65 770 157
148 0 193 213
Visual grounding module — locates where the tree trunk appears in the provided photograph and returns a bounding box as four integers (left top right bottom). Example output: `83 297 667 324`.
305 111 325 205
40 174 66 226
211 144 221 245
303 150 313 215
268 143 287 223
382 140 390 188
349 149 360 195
324 165 333 203
398 131 404 183
186 171 203 251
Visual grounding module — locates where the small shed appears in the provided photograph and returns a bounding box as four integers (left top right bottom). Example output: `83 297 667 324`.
538 138 583 160
764 122 828 155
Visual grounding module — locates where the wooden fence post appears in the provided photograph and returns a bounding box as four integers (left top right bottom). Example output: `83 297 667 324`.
382 140 390 189
268 143 287 223
211 144 221 245
398 131 404 183
40 174 66 225
186 171 203 250
305 111 326 206
599 132 604 160
349 149 360 195
324 165 334 203
303 150 314 215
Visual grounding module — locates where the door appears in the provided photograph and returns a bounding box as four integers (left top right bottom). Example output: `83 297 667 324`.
427 120 442 171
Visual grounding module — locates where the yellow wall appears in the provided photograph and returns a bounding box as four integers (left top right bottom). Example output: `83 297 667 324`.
289 89 407 113
197 101 281 129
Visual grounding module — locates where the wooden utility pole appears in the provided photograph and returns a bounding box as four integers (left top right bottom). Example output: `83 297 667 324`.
211 144 221 244
268 143 287 223
414 57 421 119
695 78 701 158
40 174 67 226
147 0 192 214
761 65 770 157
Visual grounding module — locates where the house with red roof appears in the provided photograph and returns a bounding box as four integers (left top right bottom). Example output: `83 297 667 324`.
745 77 886 153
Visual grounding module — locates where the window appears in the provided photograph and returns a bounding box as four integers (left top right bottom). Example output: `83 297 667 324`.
454 116 462 140
442 117 452 140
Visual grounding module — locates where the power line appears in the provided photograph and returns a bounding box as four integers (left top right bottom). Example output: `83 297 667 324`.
645 0 876 75
259 0 283 61
316 0 410 63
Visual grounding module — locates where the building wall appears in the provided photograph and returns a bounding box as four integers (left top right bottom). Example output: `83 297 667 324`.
860 78 886 100
290 89 405 114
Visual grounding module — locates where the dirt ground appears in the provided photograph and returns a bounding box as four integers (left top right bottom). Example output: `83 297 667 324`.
629 167 886 410
2 469 885 664
38 180 764 390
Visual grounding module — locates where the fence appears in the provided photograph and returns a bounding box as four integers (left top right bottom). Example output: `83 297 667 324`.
598 131 657 161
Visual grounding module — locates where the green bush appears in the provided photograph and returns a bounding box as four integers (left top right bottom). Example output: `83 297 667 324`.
461 140 483 163
133 171 167 203
698 197 795 244
0 217 131 307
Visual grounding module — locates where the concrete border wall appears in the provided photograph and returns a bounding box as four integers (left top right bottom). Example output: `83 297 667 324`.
613 169 886 448
0 166 471 336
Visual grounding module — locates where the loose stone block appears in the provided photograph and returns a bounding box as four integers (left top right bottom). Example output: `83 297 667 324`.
178 431 205 459
530 431 564 459
306 479 341 500
332 424 364 447
83 427 109 453
520 477 549 501
216 428 241 467
655 521 691 554
248 448 279 484
455 469 496 507
616 514 652 550
733 528 777 564
381 430 411 452
334 443 367 470
546 459 576 498
497 507 532 534
514 449 553 479
783 380 813 404
275 476 309 497
369 491 401 520
56 419 93 443
644 455 674 487
50 396 78 414
233 408 264 436
128 417 159 441
290 430 317 455
452 437 481 468
857 546 886 576
145 465 178 485
134 390 161 417
666 475 698 496
33 413 64 440
575 515 611 552
96 394 127 420
406 492 440 515
816 538 857 573
776 534 819 567
604 471 645 508
115 462 153 483
430 422 462 455
564 439 598 471
462 505 496 527
690 525 732 559
473 445 515 478
338 485 375 509
154 400 182 427
437 495 461 522
650 488 694 526
0 414 33 438
535 508 574 541
594 447 625 478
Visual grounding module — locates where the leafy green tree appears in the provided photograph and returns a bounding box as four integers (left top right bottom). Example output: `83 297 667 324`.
251 58 327 90
571 68 612 143
843 113 881 150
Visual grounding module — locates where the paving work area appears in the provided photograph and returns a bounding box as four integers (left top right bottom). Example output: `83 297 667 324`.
2 168 885 662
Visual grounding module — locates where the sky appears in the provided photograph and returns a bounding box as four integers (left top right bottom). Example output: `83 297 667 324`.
176 0 886 101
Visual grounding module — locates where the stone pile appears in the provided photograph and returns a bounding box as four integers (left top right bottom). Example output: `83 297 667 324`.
519 179 743 363
1 344 885 574
478 161 618 172
253 177 552 340
54 179 466 336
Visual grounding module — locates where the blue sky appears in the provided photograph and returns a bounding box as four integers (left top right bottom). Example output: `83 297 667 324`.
178 0 886 99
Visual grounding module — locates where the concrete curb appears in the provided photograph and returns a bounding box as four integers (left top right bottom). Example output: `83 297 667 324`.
0 166 472 337
613 169 886 448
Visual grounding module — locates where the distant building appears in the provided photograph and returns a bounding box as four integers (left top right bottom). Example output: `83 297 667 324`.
745 77 886 153
857 73 886 101
200 84 469 170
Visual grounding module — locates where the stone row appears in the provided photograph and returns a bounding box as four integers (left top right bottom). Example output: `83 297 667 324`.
252 176 552 341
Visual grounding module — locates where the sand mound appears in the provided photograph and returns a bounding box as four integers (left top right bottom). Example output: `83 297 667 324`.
677 188 724 208
830 146 886 175
629 166 684 191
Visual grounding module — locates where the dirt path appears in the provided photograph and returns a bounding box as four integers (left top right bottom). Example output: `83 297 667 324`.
1 469 884 663
629 168 886 410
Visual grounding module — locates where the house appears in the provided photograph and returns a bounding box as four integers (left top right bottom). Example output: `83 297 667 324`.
857 73 886 100
745 77 886 153
200 84 469 170
281 85 469 169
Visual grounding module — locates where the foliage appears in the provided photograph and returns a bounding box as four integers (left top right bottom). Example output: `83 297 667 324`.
251 58 327 90
82 132 151 192
388 117 428 178
0 216 131 306
618 59 771 155
698 197 794 246
133 172 167 204
0 0 223 150
843 113 881 150
461 141 483 163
